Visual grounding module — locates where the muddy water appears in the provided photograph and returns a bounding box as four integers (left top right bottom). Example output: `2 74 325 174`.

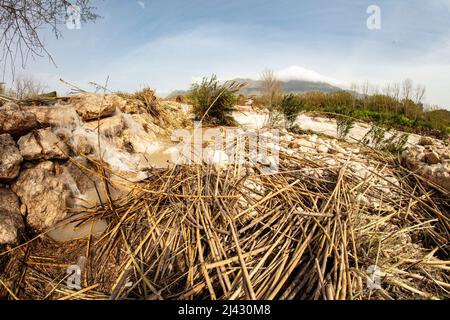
48 142 183 242
48 219 108 242
142 147 176 168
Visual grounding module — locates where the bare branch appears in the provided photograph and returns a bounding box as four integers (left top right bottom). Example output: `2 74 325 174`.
0 0 100 80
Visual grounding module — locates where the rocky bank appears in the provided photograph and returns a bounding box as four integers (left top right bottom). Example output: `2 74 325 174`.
0 94 449 246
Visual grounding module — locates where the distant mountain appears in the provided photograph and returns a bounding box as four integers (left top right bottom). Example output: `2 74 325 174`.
166 78 343 98
166 90 188 99
233 78 342 96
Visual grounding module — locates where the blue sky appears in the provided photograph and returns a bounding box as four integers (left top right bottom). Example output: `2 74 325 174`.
5 0 450 108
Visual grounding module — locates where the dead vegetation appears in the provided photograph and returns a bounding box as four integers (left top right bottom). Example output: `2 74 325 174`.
117 87 189 129
0 139 448 300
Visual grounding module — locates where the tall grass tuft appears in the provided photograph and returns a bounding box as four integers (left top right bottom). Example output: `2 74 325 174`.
189 75 244 126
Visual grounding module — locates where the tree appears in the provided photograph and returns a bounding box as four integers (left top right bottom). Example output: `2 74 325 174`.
8 74 47 99
414 84 426 105
392 83 400 100
361 80 370 110
402 78 413 101
382 83 391 97
381 83 392 112
260 69 283 126
370 84 379 96
392 82 401 112
361 80 370 98
349 82 359 109
0 0 100 77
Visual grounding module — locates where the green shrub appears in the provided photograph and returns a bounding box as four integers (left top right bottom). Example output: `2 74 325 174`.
361 126 409 154
336 117 355 139
382 133 409 154
397 115 414 127
189 75 243 126
288 124 308 135
361 127 386 149
281 94 305 130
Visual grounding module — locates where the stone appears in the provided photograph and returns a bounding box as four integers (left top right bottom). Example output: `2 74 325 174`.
0 188 23 244
129 113 166 136
418 137 434 146
329 145 346 154
0 134 23 181
288 141 300 149
323 158 338 166
117 98 144 114
121 128 158 154
317 144 329 154
437 171 450 191
289 138 314 150
12 161 70 231
70 135 94 155
110 136 126 151
18 129 69 161
72 93 121 120
424 152 440 165
281 134 294 143
0 106 37 136
203 149 229 168
402 145 450 192
23 105 82 128
0 102 20 111
84 115 124 137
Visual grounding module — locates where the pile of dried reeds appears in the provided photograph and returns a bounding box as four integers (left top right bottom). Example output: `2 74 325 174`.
0 146 449 300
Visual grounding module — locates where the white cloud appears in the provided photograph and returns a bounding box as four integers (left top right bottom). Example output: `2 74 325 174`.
13 17 449 109
275 65 345 87
137 1 145 9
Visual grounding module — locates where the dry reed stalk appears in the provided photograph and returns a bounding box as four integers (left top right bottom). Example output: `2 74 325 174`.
1 134 449 300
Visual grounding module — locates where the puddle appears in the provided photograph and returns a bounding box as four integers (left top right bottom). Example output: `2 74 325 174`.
73 183 129 208
142 147 177 169
48 219 108 242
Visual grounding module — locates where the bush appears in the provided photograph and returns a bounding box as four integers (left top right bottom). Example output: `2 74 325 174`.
281 94 304 130
336 117 355 139
361 127 386 149
189 75 243 126
383 133 409 154
394 114 414 127
360 126 409 154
